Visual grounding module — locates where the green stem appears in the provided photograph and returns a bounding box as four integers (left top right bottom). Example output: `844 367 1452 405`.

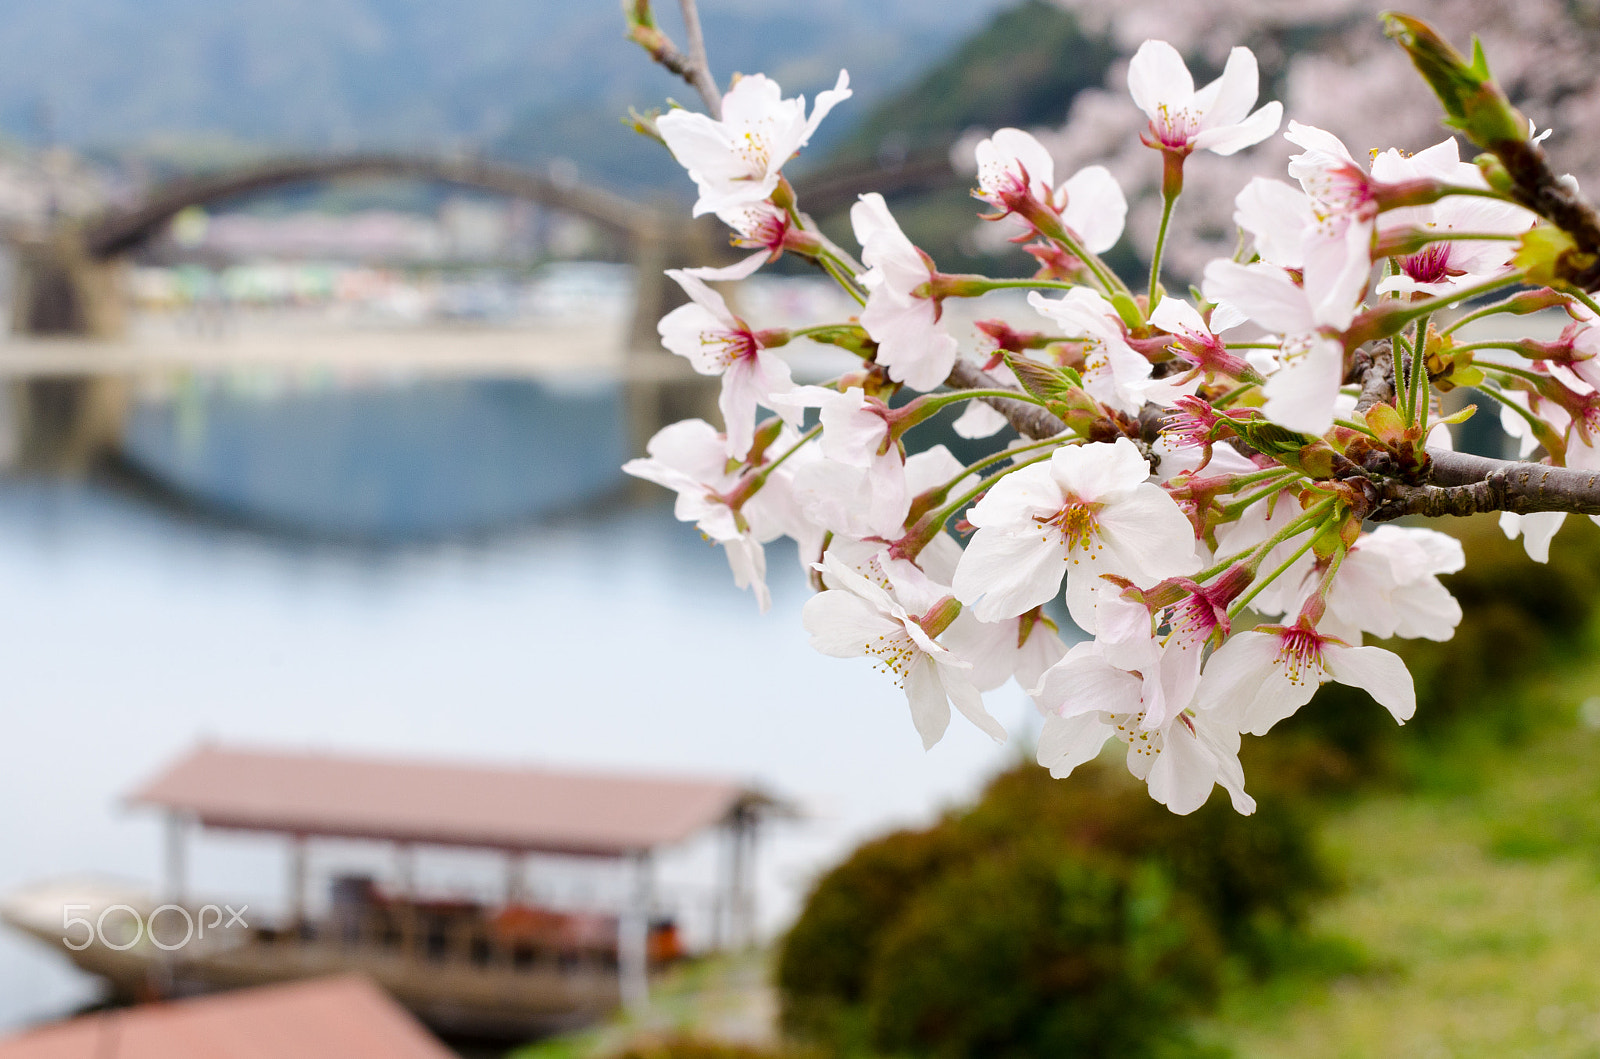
748 423 821 483
921 450 1058 530
1478 362 1548 384
1409 312 1432 432
1212 383 1258 409
1570 288 1600 319
1228 530 1323 620
912 388 1050 416
959 277 1080 294
1204 496 1334 585
1217 475 1303 521
1475 383 1546 438
1375 274 1527 340
1443 340 1542 356
1148 190 1179 312
1334 417 1379 438
1442 296 1554 336
924 435 1068 505
817 250 867 306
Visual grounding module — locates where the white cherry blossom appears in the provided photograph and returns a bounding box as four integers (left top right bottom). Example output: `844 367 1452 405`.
1202 259 1349 435
658 268 796 457
952 437 1199 629
1196 620 1415 737
851 193 959 391
1283 122 1381 328
658 71 851 218
1128 40 1282 156
1027 287 1153 413
804 552 1005 750
974 128 1128 253
1284 526 1465 644
1033 642 1255 815
1371 139 1535 297
622 419 780 611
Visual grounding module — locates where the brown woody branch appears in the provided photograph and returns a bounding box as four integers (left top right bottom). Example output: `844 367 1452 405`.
1370 448 1600 521
1350 340 1395 413
1491 136 1600 289
944 360 1069 439
625 0 723 119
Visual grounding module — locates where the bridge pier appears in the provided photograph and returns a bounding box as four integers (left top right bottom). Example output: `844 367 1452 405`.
7 233 130 475
622 217 729 471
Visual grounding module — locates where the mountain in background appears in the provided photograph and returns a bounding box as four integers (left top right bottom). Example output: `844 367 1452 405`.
818 0 1114 171
0 0 1018 192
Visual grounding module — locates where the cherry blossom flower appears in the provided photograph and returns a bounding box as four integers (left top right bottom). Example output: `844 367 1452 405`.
1234 176 1315 269
1128 40 1282 156
1144 295 1253 402
804 552 1005 749
851 193 959 390
974 128 1128 253
1282 122 1383 328
952 437 1199 629
1371 139 1535 297
1026 287 1154 413
1202 259 1349 435
787 433 960 542
1032 641 1255 815
1195 619 1415 737
658 268 796 456
1284 526 1465 644
1092 578 1235 731
657 71 851 218
622 419 784 611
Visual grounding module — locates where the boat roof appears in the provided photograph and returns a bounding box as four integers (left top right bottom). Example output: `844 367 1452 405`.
128 745 779 856
0 976 453 1059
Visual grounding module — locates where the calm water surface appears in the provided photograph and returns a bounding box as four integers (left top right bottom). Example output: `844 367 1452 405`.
0 376 1033 1029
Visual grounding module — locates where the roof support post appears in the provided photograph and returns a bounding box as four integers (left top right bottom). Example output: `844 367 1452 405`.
288 834 308 935
504 851 527 907
163 812 188 906
619 849 653 1013
729 809 757 950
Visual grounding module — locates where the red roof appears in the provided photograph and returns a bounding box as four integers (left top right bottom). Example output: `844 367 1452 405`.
127 745 769 856
0 976 454 1059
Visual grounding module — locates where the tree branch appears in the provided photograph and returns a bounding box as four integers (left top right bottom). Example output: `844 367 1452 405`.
944 360 1068 440
1369 447 1600 521
677 0 719 117
1350 340 1395 413
624 0 723 119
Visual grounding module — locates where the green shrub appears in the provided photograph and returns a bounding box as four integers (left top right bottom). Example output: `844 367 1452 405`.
600 1039 811 1059
866 844 1222 1059
777 760 1329 1058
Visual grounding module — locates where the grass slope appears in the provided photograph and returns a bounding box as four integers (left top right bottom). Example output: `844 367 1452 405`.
1207 660 1600 1057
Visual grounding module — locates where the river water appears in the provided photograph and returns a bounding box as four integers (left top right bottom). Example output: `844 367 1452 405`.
0 373 1035 1030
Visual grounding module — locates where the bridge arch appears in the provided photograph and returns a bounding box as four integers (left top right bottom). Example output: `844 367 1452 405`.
84 153 663 260
9 154 727 474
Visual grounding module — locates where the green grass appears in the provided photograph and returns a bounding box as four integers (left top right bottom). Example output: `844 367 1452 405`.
1200 658 1600 1058
509 950 777 1059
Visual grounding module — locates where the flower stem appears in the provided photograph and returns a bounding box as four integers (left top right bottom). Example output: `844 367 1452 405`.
1212 382 1258 408
925 435 1067 505
1570 288 1600 319
1217 475 1303 522
1227 528 1324 620
1441 295 1554 336
1409 312 1432 431
1148 188 1179 312
1218 495 1335 581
